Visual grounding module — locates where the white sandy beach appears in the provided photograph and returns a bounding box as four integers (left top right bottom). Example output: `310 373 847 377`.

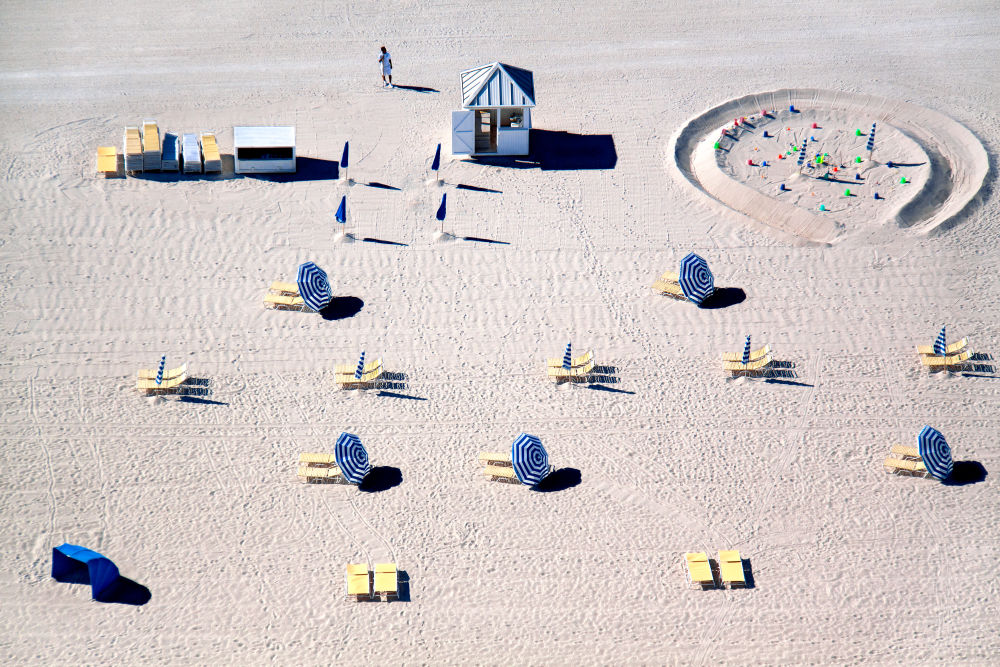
1 1 999 664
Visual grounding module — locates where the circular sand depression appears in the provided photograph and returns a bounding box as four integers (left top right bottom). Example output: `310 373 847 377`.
671 89 988 244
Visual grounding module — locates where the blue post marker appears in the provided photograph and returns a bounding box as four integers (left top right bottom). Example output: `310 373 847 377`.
761 160 768 167
819 204 826 211
810 136 816 141
855 173 862 180
874 192 880 200
763 130 770 138
789 104 796 112
779 183 787 191
887 161 894 168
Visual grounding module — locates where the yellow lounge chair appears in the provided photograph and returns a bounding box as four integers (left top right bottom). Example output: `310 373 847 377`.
298 452 337 466
136 372 188 395
723 354 773 378
335 360 384 388
296 465 344 483
264 292 307 311
921 349 972 371
722 344 771 363
96 146 118 177
547 358 596 382
546 350 594 369
373 563 398 601
889 444 921 461
478 451 513 467
200 133 222 172
718 551 746 588
334 359 383 375
137 363 188 381
346 563 371 601
883 456 929 478
269 281 299 295
916 337 969 356
652 279 686 299
483 464 518 482
684 552 716 590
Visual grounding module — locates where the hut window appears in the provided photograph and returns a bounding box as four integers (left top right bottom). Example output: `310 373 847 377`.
500 108 523 128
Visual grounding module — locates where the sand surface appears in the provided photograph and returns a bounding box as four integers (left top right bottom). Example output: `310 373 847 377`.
2 1 999 664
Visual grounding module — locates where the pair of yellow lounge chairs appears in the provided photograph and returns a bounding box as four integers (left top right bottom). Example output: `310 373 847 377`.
917 337 972 371
722 344 773 378
296 452 345 483
651 271 686 299
263 280 307 311
346 562 398 601
135 363 189 395
479 451 517 483
335 358 385 389
684 551 746 589
546 350 596 382
883 444 930 478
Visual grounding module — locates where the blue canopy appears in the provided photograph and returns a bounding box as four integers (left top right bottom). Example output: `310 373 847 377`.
51 543 119 601
511 433 549 486
918 426 953 481
678 253 714 305
296 261 332 311
335 432 371 484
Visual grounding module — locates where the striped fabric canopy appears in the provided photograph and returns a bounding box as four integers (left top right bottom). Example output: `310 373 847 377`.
678 253 714 305
296 261 332 311
562 342 572 370
334 432 371 484
354 350 365 380
511 433 549 486
742 336 751 365
917 426 953 481
933 326 947 356
155 355 166 385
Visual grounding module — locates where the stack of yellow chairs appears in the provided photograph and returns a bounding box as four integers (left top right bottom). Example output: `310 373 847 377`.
123 126 143 173
142 120 161 171
200 132 221 173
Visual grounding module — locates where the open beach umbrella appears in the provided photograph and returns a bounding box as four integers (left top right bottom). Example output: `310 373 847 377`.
155 355 166 385
678 253 715 305
742 336 751 365
562 342 572 370
335 196 346 225
341 142 349 170
296 261 332 311
917 426 953 481
354 350 366 380
933 326 947 356
511 433 550 486
334 431 371 484
431 143 441 173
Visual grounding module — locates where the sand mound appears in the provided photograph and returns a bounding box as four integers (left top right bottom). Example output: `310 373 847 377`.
672 89 989 244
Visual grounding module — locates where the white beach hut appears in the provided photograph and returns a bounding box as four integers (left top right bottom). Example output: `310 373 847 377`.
451 62 534 156
233 126 296 174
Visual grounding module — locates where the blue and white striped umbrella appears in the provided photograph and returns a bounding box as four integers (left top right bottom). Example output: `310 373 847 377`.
678 253 715 305
155 355 166 385
335 431 371 484
511 433 549 486
354 350 366 380
742 336 751 365
562 342 572 370
296 261 332 311
933 326 947 356
796 139 808 167
866 123 877 152
917 425 953 481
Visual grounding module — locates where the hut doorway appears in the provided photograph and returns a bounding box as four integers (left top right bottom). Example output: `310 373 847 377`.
475 109 497 153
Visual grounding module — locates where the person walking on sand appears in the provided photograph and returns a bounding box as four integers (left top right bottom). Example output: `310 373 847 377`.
378 46 393 88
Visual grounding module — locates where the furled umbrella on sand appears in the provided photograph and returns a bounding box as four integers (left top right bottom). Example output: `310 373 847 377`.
296 261 332 312
562 342 572 370
511 433 550 487
334 432 372 485
933 326 947 356
742 335 752 365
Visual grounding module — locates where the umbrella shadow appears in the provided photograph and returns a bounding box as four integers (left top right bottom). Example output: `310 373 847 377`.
363 181 401 191
375 390 427 401
455 183 502 194
462 236 510 245
392 84 439 93
942 461 987 486
532 468 581 492
698 287 746 309
362 237 408 247
319 296 364 321
358 466 403 493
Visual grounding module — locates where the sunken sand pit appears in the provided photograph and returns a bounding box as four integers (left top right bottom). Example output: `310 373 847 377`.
673 89 989 244
3 2 1000 666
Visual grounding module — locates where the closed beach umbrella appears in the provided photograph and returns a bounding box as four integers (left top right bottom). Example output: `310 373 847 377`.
296 261 332 311
431 143 441 173
917 425 953 481
866 123 876 153
335 431 371 484
436 193 447 221
562 342 572 370
678 253 715 305
341 142 349 170
933 326 947 356
354 350 366 380
155 355 166 385
796 139 808 168
335 196 346 225
511 432 550 486
742 336 751 365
